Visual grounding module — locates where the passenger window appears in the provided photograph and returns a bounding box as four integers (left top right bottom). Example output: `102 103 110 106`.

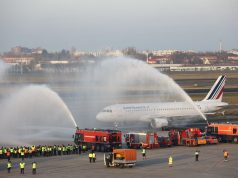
233 128 237 134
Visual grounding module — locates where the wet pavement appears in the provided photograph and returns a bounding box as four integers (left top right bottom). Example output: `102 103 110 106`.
0 143 238 178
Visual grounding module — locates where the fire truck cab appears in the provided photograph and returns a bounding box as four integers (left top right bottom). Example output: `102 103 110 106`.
125 132 146 149
157 131 172 147
74 128 122 152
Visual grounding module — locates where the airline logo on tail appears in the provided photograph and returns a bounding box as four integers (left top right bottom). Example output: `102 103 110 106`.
204 75 226 101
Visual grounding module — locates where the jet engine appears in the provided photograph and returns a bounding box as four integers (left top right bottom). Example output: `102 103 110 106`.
150 118 168 128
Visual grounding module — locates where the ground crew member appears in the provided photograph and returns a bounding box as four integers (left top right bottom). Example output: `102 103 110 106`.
168 156 173 167
195 150 199 161
7 161 12 173
14 148 18 158
19 161 25 174
142 148 146 160
58 146 62 156
42 146 45 156
20 150 25 160
24 147 29 158
223 150 229 161
32 161 37 174
10 147 14 157
0 148 3 159
18 148 22 158
29 149 33 158
6 150 11 161
92 152 96 163
83 145 86 153
2 148 6 159
53 145 57 156
78 145 82 154
62 146 66 155
91 144 95 152
88 152 93 163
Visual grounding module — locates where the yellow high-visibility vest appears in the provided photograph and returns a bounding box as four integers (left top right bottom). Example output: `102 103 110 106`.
7 163 12 168
92 153 96 158
89 153 93 158
32 163 37 169
168 156 173 165
20 162 25 169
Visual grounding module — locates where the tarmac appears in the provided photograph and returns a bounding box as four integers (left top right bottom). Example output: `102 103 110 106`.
0 143 238 178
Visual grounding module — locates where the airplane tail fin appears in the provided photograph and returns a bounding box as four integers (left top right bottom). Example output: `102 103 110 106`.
203 75 226 102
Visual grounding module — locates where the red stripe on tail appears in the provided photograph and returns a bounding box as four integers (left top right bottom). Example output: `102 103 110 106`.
216 86 224 99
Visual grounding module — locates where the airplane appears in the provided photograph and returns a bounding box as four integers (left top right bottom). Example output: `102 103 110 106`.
96 75 228 128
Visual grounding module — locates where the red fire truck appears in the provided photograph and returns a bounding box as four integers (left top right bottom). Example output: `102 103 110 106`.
206 123 238 143
74 128 122 152
169 128 207 146
157 131 173 147
125 132 147 149
125 132 172 149
180 128 207 146
125 132 160 149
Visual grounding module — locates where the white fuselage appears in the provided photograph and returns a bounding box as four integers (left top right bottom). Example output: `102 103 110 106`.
96 100 228 123
96 75 228 126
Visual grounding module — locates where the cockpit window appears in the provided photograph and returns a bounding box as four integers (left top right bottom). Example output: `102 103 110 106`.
102 109 112 113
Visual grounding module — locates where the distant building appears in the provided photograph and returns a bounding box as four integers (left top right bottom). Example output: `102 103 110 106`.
32 48 44 54
201 58 211 65
148 56 172 64
10 46 32 55
228 56 238 61
200 56 217 64
72 51 87 57
104 50 123 57
3 56 34 65
228 50 238 55
151 50 178 56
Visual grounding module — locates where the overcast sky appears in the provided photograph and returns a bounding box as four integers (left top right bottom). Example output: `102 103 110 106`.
0 0 237 52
